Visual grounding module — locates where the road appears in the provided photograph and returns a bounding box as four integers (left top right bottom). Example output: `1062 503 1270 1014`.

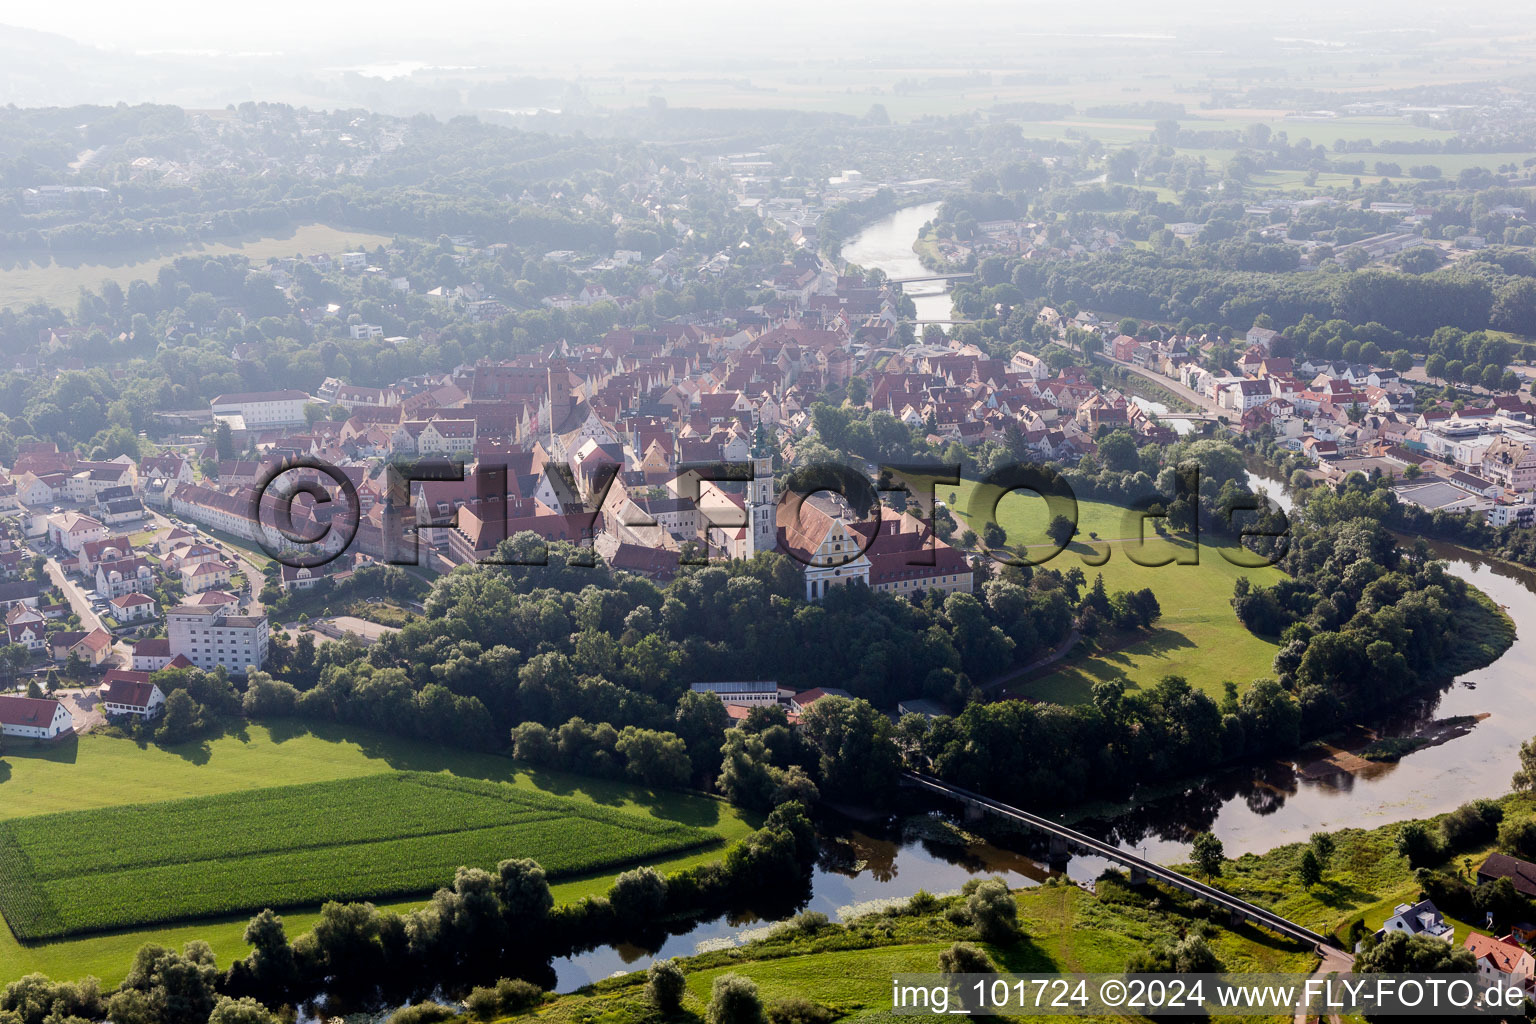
142 508 265 616
40 552 129 668
43 556 103 634
1095 352 1224 415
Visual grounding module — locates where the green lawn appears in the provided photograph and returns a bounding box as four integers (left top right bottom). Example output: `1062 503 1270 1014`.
0 725 755 984
0 223 396 312
950 486 1284 701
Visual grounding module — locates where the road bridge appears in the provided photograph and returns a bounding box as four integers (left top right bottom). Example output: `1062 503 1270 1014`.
887 273 975 284
901 771 1337 951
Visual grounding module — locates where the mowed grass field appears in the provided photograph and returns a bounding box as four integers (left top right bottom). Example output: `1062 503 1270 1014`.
0 772 716 941
0 223 395 311
0 725 755 985
949 483 1283 702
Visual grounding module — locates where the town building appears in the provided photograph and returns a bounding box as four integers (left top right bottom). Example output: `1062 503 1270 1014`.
100 671 166 719
0 695 74 740
167 605 269 673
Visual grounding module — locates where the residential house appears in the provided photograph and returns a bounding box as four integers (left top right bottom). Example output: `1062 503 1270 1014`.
181 560 234 594
108 592 158 622
100 671 165 719
1365 900 1454 950
0 695 73 740
1464 933 1535 994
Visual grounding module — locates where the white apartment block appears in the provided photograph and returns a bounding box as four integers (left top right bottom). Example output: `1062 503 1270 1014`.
209 390 311 429
168 606 270 674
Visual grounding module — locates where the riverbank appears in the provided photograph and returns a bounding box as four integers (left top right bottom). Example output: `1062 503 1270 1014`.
1202 789 1536 947
500 879 1313 1024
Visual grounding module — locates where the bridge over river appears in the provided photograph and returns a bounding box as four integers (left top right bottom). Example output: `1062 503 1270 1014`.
901 771 1339 953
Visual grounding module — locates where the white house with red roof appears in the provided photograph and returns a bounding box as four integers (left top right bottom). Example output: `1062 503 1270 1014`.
0 695 73 740
185 590 241 615
1464 933 1535 993
108 592 158 623
99 670 165 719
95 556 155 599
181 560 234 594
47 512 107 554
129 636 172 672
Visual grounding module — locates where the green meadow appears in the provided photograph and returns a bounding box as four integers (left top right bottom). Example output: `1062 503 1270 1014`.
527 882 1311 1024
950 485 1284 702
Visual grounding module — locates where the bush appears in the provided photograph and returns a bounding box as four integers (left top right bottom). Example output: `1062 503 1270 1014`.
386 1004 456 1024
939 941 994 975
767 997 837 1024
774 910 829 938
647 960 687 1013
708 974 766 1024
964 878 1019 942
464 988 501 1021
494 978 543 1014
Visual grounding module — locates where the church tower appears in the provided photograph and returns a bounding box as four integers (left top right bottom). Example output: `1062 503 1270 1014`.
747 455 776 557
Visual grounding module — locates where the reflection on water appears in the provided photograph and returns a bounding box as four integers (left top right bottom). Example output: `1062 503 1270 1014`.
1082 468 1536 862
549 426 1536 993
552 815 1053 990
839 202 954 329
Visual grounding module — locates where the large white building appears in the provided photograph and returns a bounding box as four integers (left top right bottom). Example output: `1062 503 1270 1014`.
0 695 74 740
168 605 270 673
210 389 311 429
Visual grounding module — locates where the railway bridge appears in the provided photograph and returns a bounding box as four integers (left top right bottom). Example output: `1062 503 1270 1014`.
901 771 1338 952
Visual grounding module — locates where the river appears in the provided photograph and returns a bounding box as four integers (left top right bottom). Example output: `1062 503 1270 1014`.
838 201 954 328
549 213 1536 991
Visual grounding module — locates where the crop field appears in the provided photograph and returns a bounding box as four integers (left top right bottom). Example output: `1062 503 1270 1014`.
0 772 716 940
947 484 1284 701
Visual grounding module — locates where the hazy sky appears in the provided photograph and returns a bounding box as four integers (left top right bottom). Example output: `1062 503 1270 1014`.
9 0 1530 62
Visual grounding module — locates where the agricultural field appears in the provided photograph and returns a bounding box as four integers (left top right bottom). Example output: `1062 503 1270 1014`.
0 222 395 312
0 725 755 983
0 772 717 940
949 485 1284 701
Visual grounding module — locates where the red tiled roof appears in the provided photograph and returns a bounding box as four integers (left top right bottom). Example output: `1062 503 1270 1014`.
0 695 63 728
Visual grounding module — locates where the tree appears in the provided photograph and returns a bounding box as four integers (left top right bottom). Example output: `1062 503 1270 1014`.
1513 735 1536 793
1395 820 1441 868
25 679 42 699
708 974 766 1024
496 858 553 922
1297 848 1323 887
1424 353 1447 381
214 421 235 461
982 522 1006 549
1309 831 1335 867
674 691 731 782
615 726 692 788
1190 831 1224 878
1045 515 1076 548
1356 930 1475 973
798 696 900 805
609 866 669 924
1098 430 1138 472
648 960 687 1012
155 690 202 745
